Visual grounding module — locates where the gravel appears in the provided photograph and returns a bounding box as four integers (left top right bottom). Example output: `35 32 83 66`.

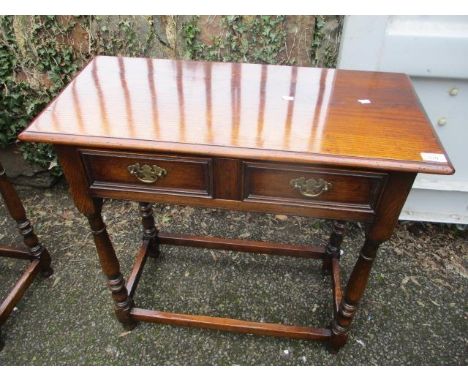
0 181 466 365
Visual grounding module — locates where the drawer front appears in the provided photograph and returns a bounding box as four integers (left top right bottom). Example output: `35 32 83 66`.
81 149 212 197
243 162 386 212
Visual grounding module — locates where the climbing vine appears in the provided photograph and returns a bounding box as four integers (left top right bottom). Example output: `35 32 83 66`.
0 17 25 147
311 15 343 68
0 15 342 178
0 16 157 176
182 16 293 65
89 16 156 57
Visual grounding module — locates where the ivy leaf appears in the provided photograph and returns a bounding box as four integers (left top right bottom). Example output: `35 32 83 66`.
48 158 58 170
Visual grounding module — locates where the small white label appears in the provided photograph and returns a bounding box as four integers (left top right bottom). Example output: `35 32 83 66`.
421 152 447 163
358 99 371 104
282 95 294 101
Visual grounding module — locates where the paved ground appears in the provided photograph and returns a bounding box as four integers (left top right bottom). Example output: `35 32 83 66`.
0 181 466 365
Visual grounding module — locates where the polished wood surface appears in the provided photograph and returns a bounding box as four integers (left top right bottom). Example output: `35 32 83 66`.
244 162 385 212
19 56 453 175
131 308 332 341
79 146 387 220
126 240 149 299
81 149 212 197
20 57 454 352
65 144 381 222
158 232 325 259
331 258 343 316
329 171 416 351
0 246 34 261
0 260 41 326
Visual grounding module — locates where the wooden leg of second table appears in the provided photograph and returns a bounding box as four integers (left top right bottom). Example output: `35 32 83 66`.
86 200 136 330
138 202 159 258
0 163 53 278
16 218 53 278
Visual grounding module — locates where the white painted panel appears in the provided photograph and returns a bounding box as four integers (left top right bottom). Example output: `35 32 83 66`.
338 16 389 71
411 77 468 189
339 16 468 224
381 16 468 78
401 189 467 224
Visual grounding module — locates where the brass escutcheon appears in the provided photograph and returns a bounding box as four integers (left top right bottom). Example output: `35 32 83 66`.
127 163 167 183
289 176 332 198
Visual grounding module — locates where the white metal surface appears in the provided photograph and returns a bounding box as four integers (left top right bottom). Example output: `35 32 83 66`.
338 16 468 224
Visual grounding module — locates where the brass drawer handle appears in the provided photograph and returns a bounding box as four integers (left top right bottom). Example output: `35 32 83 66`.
127 163 167 183
290 177 332 198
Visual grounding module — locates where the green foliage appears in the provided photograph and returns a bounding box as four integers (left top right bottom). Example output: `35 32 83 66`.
0 17 30 148
182 16 293 65
0 16 82 176
0 15 341 178
311 16 326 59
21 143 61 176
89 16 155 57
311 15 342 68
182 17 201 58
0 16 156 176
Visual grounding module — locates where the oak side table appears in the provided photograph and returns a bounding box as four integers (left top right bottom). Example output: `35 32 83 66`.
19 56 454 351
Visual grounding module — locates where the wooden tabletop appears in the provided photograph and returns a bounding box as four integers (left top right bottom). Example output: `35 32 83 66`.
19 56 454 175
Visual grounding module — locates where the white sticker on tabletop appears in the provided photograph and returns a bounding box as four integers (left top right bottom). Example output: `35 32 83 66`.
420 153 448 163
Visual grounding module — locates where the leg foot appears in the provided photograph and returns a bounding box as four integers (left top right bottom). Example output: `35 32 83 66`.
322 258 332 275
328 331 348 353
148 245 159 259
121 319 138 331
329 238 380 348
40 265 54 278
107 273 137 329
115 304 137 330
0 328 4 351
36 246 53 278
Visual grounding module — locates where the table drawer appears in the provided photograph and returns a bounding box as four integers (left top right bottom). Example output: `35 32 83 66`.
243 162 386 212
81 149 212 197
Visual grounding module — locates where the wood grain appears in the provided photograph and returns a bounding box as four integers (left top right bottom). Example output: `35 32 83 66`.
131 308 331 341
126 240 149 298
243 162 386 212
0 260 41 325
19 56 454 175
158 232 325 259
81 149 212 197
21 57 455 351
331 258 343 316
0 246 34 261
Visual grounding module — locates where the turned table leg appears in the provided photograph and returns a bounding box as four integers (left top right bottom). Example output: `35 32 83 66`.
329 237 381 350
86 199 136 330
0 164 52 277
138 202 159 258
328 173 416 351
323 220 345 274
56 146 138 330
